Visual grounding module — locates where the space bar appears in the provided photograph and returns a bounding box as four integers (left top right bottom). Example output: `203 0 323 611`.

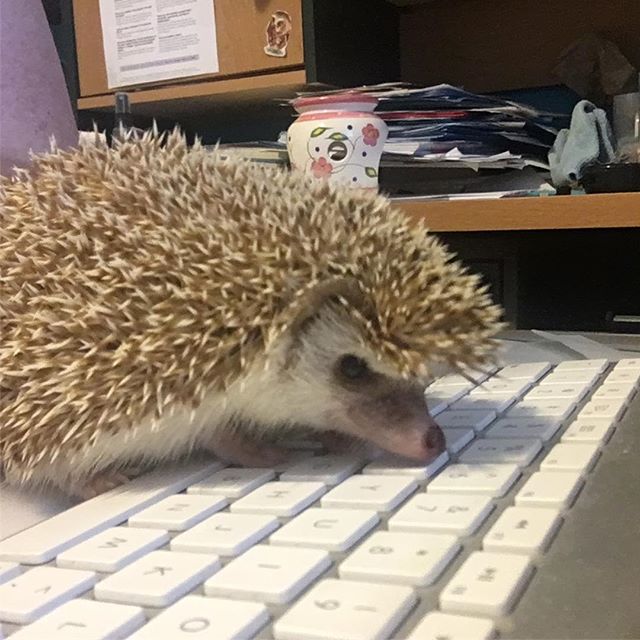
0 460 221 564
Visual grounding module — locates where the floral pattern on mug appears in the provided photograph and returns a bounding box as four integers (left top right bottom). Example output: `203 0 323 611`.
362 124 380 146
311 157 333 178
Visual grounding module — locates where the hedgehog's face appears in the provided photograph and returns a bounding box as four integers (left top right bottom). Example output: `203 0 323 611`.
265 303 445 462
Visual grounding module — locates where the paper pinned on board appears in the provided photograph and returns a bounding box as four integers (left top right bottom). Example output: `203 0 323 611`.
98 0 219 89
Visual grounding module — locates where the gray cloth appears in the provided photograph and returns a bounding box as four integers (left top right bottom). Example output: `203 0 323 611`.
0 0 77 175
549 100 616 187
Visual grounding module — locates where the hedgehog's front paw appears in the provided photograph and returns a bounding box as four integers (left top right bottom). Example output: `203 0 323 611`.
205 433 290 467
72 471 132 499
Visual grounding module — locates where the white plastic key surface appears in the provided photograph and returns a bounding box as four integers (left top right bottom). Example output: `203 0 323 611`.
591 383 637 402
499 362 551 380
128 494 227 531
603 368 640 386
339 531 460 586
94 550 220 608
516 471 583 509
441 428 475 454
562 418 616 444
459 438 541 467
440 551 532 616
171 512 279 556
407 612 495 640
429 374 474 389
435 409 496 431
0 460 223 564
483 506 561 554
280 455 364 485
56 526 169 572
613 358 640 370
507 398 575 419
10 599 145 640
273 578 416 640
388 493 494 536
320 475 417 512
427 464 520 497
578 398 627 421
204 544 331 604
470 378 532 397
554 358 608 372
423 393 457 415
540 369 601 386
229 481 326 517
525 383 590 402
270 508 379 552
0 562 21 585
541 443 600 473
452 394 518 413
362 451 449 479
187 468 275 498
0 566 96 624
127 595 269 640
484 416 562 441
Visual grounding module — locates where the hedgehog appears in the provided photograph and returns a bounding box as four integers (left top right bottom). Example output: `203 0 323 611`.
0 129 502 496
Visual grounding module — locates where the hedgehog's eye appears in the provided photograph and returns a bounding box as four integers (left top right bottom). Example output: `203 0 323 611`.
339 354 369 380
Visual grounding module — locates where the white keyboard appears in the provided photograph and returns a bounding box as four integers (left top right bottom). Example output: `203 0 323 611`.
1 358 639 639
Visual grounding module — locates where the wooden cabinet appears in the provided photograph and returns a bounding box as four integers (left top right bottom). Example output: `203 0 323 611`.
73 0 305 97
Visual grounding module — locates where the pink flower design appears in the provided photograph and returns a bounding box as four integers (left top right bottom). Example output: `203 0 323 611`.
362 124 380 146
311 156 333 178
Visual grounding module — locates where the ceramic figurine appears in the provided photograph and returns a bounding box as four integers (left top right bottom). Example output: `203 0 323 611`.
287 93 388 190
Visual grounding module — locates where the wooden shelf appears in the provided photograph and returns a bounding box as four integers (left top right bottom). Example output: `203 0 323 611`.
395 192 640 232
77 70 308 118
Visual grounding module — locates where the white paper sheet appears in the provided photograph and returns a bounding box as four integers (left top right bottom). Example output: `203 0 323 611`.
98 0 219 89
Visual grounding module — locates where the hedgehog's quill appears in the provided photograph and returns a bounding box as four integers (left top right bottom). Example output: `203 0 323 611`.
0 130 502 495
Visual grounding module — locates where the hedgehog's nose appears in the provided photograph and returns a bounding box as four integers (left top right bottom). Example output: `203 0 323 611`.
423 422 446 457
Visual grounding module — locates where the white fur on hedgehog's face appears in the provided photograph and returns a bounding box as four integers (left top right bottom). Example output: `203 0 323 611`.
236 304 445 461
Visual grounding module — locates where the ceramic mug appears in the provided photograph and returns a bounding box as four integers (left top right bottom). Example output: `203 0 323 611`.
287 93 388 189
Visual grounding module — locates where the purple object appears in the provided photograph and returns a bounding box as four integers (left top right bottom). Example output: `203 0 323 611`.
0 0 77 175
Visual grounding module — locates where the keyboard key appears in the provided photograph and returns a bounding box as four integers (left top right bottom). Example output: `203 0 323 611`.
204 544 331 604
452 394 517 412
127 595 269 640
230 482 326 517
442 428 475 453
440 551 531 616
507 398 575 419
0 460 223 564
429 374 474 389
339 531 460 586
0 562 21 585
525 383 589 402
320 475 417 512
613 358 640 370
389 493 494 536
470 379 532 397
541 443 600 473
427 464 520 497
171 513 279 556
516 471 583 509
407 611 495 640
483 507 561 554
273 578 416 640
603 368 640 386
94 550 220 608
540 369 600 386
435 409 496 431
555 358 608 372
484 417 562 441
423 392 458 415
128 494 227 531
280 455 364 485
499 362 551 380
187 468 275 498
270 508 379 552
591 383 636 402
56 527 169 572
0 566 96 624
459 438 541 467
562 418 616 444
362 451 449 479
11 599 145 640
578 398 627 421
